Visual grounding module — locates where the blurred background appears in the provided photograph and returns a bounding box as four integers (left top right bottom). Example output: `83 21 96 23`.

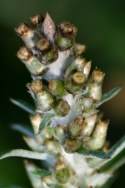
0 0 125 187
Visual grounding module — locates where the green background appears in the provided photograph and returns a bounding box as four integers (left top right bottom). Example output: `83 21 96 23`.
0 0 125 187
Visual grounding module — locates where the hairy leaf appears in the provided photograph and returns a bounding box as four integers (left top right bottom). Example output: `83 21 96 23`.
39 113 54 132
96 87 122 107
10 98 35 114
24 161 44 188
32 168 51 177
12 124 34 137
0 149 53 162
96 135 125 172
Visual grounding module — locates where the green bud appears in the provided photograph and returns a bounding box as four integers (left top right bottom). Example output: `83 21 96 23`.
65 77 82 93
56 35 73 50
43 127 54 140
56 100 70 116
42 49 58 63
69 116 84 137
48 80 65 97
55 167 70 184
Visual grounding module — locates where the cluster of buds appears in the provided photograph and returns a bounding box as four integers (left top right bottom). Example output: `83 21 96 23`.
7 13 120 188
17 13 108 155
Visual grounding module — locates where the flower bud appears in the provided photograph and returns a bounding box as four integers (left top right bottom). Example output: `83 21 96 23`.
48 80 65 97
64 139 81 152
92 69 105 83
42 49 58 63
15 23 39 49
56 35 73 50
81 113 97 137
30 113 42 134
40 127 54 142
36 38 50 52
56 100 70 116
75 57 85 67
84 120 109 151
88 83 102 101
55 165 70 184
27 80 43 94
59 22 77 36
36 91 54 112
17 46 32 61
72 71 86 85
69 116 84 137
15 23 31 37
30 14 44 25
78 97 93 113
44 139 60 154
74 43 86 56
54 126 65 142
17 47 45 75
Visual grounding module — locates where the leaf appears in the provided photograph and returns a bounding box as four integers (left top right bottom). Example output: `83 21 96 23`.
10 98 35 114
32 168 51 177
0 149 53 162
12 124 34 137
77 147 109 159
96 87 122 107
23 136 44 152
24 161 44 188
39 113 54 132
95 135 125 173
42 13 56 42
89 173 112 188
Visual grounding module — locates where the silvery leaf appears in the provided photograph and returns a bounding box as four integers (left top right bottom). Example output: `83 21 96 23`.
96 87 122 107
10 98 35 114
